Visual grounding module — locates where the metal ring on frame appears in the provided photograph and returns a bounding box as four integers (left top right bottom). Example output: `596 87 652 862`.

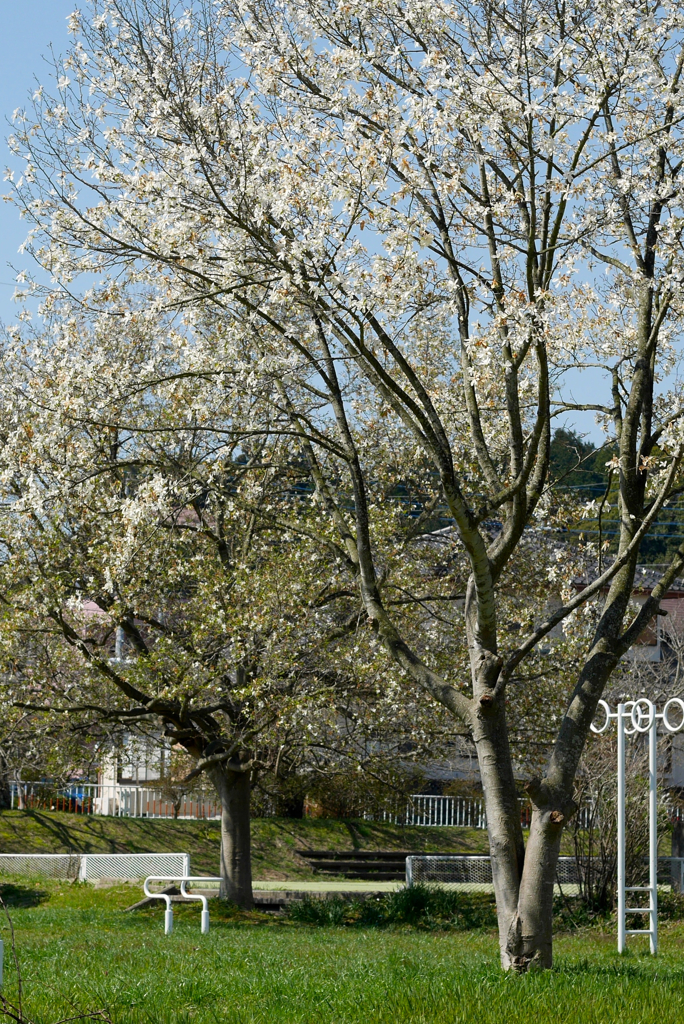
662 697 684 734
590 699 614 734
622 700 639 735
630 699 655 734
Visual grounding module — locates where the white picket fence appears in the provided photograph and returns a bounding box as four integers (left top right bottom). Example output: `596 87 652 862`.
406 795 487 828
10 783 220 820
9 784 597 828
405 795 595 829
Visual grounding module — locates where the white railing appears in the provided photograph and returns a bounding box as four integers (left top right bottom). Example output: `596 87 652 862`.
9 784 599 828
10 782 220 820
406 795 487 828
404 795 595 829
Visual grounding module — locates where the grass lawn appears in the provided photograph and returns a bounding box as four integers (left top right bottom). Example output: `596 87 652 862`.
0 878 683 1024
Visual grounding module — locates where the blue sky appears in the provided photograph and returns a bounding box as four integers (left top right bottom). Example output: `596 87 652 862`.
0 1 74 324
0 1 604 441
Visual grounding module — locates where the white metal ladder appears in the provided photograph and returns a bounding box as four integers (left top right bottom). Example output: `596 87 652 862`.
616 702 657 954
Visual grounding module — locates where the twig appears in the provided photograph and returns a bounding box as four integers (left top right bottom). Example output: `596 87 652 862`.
0 895 22 1022
0 895 112 1024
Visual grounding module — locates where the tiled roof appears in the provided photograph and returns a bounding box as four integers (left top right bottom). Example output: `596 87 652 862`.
571 558 684 595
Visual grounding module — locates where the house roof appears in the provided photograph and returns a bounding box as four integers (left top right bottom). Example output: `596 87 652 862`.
572 559 684 597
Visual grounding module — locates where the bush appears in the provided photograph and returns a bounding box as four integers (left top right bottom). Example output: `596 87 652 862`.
287 885 497 930
652 889 684 921
552 893 610 930
288 895 350 926
289 885 665 932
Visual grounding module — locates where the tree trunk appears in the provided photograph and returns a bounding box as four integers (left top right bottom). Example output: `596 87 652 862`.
0 760 12 810
206 765 253 907
471 701 526 967
503 807 565 970
472 693 572 970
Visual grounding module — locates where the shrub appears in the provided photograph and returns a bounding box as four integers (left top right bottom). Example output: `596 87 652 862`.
288 895 350 926
287 885 497 930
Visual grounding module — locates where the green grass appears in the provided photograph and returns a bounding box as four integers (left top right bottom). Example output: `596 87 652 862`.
0 879 684 1023
0 811 492 878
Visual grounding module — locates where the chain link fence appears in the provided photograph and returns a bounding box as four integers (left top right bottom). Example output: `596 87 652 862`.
0 852 191 880
405 854 684 893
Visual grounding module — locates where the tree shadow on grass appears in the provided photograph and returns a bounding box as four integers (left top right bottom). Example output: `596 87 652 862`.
21 810 91 852
19 809 192 854
0 882 49 907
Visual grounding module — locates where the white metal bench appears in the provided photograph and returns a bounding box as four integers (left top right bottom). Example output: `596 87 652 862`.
143 874 221 934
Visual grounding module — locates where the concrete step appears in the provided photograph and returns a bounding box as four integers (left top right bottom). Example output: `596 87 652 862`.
305 859 405 869
297 849 412 861
296 849 410 880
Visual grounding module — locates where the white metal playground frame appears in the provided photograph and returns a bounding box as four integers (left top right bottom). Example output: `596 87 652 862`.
591 697 684 954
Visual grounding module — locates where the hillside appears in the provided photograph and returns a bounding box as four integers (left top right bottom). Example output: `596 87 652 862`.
0 812 490 878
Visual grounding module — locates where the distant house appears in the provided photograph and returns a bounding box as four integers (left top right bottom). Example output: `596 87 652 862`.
626 564 684 662
570 561 684 663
